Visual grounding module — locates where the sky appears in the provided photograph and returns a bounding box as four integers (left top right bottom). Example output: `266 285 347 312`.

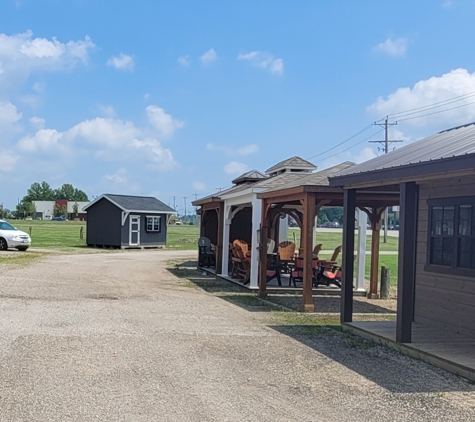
2 0 475 213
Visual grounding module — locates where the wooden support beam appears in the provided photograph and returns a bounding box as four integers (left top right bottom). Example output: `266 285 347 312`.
396 182 418 343
368 207 384 299
341 189 356 323
301 193 315 312
258 199 269 298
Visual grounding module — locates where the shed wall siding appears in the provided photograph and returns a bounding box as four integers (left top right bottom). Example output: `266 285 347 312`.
415 175 475 339
86 199 121 246
120 213 168 246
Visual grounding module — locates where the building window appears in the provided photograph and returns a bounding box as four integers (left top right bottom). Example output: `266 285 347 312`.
146 216 161 232
428 198 475 273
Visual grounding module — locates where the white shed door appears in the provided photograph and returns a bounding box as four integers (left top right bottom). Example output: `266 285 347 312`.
129 216 140 246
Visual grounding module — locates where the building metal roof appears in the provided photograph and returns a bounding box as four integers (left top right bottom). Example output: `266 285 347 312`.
84 194 176 213
265 156 317 174
331 122 475 187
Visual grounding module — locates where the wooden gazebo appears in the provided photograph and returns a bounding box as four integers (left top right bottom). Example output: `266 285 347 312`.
257 163 399 312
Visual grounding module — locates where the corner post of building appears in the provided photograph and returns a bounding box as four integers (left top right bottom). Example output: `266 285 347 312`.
216 203 224 275
258 199 269 298
396 182 418 343
369 207 383 299
250 196 262 288
301 192 316 312
221 205 231 276
355 208 367 292
341 188 356 323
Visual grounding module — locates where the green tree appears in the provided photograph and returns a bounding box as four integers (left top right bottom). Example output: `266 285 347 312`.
15 201 36 218
53 203 67 217
53 184 89 201
24 181 55 202
72 202 79 218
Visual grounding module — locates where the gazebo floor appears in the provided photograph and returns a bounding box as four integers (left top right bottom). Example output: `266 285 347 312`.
343 321 475 381
198 266 366 296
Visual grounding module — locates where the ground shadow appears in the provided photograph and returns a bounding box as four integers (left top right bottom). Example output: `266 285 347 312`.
270 324 475 394
266 295 396 314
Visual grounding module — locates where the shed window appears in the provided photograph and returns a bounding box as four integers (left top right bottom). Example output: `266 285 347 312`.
146 216 161 232
428 198 475 271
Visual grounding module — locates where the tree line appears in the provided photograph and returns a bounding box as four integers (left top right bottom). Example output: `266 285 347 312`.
4 182 89 219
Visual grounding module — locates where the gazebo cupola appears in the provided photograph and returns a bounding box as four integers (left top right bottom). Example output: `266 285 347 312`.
231 170 267 185
265 156 317 177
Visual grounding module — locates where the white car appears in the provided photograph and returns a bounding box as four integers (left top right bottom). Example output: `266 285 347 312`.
0 220 31 251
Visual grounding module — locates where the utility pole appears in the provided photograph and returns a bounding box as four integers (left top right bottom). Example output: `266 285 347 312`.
172 196 177 211
370 117 403 243
216 187 224 192
183 196 188 218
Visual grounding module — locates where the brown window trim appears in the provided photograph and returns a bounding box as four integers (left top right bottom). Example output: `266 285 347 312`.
426 196 475 278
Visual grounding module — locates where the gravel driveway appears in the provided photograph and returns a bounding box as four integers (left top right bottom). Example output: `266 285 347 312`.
1 250 474 421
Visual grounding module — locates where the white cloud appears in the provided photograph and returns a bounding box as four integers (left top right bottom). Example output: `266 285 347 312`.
206 143 259 156
29 116 45 129
32 82 44 93
0 101 22 129
353 147 377 163
178 55 190 67
200 48 217 64
107 53 134 71
373 37 408 57
146 105 184 137
0 31 94 93
442 0 453 8
237 51 284 75
367 68 475 128
193 181 206 192
105 168 128 184
224 161 249 175
97 104 116 117
0 150 19 172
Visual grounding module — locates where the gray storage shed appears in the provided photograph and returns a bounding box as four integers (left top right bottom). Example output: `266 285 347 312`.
83 194 176 249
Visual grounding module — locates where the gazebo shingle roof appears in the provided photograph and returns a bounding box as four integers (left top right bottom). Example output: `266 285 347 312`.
265 156 317 174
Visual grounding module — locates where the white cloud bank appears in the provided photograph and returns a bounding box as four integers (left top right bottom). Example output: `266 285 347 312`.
367 68 475 128
200 48 217 64
107 53 134 71
373 37 408 57
237 51 283 75
17 105 183 172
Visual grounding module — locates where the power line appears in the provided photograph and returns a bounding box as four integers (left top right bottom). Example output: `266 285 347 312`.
307 123 374 161
311 128 384 164
388 90 475 119
396 100 475 123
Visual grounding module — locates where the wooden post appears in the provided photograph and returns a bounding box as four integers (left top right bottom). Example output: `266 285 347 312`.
396 182 418 343
341 189 356 323
301 193 315 312
258 199 269 298
369 207 383 299
380 267 390 299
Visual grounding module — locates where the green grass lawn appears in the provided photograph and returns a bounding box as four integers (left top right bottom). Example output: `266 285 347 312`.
8 220 87 250
4 221 399 283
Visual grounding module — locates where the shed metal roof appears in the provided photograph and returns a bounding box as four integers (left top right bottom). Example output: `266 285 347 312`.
331 122 475 186
84 194 176 213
